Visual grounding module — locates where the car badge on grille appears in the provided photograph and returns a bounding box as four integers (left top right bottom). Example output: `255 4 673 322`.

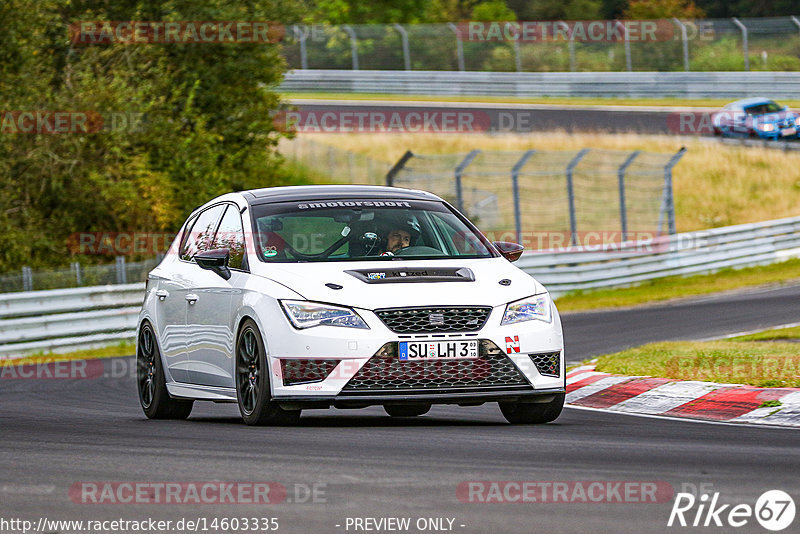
428 313 445 325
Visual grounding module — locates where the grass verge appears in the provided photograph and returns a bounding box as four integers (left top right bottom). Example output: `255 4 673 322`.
1 341 135 366
592 331 800 388
282 92 800 109
554 258 800 312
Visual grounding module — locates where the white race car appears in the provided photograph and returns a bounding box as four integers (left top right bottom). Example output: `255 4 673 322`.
136 185 565 425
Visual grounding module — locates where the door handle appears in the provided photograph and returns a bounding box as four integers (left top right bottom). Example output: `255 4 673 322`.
185 293 199 304
155 289 169 301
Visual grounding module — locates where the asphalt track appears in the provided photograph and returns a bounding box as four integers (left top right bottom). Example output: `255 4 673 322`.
1 284 799 534
288 99 700 135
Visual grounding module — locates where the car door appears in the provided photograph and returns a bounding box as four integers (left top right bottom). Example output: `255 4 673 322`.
171 204 227 384
185 203 247 388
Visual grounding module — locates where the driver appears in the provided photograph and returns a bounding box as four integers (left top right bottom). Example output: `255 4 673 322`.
384 228 411 253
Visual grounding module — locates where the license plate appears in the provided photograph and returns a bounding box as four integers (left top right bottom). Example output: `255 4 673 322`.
781 127 796 136
399 340 478 361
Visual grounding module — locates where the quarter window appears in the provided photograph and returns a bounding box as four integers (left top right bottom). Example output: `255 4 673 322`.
212 205 246 270
180 205 226 261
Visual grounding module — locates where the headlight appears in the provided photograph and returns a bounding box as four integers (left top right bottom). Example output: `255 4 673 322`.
501 294 552 325
759 123 775 132
281 300 369 329
794 116 800 127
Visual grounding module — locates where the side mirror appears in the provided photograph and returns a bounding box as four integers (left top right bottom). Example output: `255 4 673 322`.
195 248 232 280
493 241 524 262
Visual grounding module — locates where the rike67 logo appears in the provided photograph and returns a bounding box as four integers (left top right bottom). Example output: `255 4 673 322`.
668 489 795 531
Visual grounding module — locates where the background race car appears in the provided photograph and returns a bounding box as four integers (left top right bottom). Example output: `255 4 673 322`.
712 97 800 139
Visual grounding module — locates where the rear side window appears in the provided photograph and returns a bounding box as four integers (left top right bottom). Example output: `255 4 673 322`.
180 205 226 261
212 205 246 269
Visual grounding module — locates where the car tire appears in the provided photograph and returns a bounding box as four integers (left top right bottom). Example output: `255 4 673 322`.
384 404 431 417
499 393 564 424
137 322 194 420
235 319 301 426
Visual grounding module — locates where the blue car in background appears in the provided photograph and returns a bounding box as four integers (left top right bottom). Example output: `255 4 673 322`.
712 97 800 139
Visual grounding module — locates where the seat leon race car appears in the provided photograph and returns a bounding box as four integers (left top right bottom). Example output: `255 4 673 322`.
136 185 565 425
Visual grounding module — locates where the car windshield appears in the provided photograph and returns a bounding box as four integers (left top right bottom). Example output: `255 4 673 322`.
744 102 782 115
250 199 496 262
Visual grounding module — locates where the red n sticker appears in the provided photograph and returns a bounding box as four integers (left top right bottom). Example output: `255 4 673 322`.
505 336 520 354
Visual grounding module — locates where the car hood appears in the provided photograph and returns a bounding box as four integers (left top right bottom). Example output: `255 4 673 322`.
249 257 544 310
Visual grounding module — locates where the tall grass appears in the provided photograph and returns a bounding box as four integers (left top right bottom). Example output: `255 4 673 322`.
300 132 800 232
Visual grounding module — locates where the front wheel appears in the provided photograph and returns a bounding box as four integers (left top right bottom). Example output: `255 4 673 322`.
137 322 193 420
235 319 301 426
499 394 564 424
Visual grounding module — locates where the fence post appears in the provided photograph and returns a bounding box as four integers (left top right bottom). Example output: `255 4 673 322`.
71 262 82 286
566 149 590 247
672 18 690 71
664 147 685 236
513 40 522 72
348 151 355 183
447 23 465 71
732 18 749 71
616 21 632 71
393 23 411 70
342 25 359 70
454 150 480 213
557 21 576 72
116 256 127 285
292 25 309 69
385 150 414 186
617 151 640 242
511 150 536 244
22 266 33 291
792 16 800 32
328 145 335 177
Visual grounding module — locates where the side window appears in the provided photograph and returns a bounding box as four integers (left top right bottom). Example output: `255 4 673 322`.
180 205 225 261
212 205 246 270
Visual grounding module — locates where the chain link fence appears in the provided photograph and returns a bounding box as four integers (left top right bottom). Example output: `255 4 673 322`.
279 136 391 184
282 17 800 73
0 257 160 294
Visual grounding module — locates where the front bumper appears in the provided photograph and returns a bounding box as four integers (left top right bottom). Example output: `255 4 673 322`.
265 303 565 402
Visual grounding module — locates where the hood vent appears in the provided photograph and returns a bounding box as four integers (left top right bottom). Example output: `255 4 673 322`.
345 267 475 284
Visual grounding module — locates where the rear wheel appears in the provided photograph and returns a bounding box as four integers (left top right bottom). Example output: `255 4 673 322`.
236 319 301 426
499 394 564 424
136 322 193 420
384 404 431 417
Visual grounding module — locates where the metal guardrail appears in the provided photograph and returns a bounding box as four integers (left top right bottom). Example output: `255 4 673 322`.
280 70 800 99
0 284 143 358
1 216 799 358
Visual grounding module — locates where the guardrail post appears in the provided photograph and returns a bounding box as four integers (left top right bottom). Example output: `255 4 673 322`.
617 151 640 242
447 23 466 71
673 18 690 71
556 22 575 72
342 25 359 70
115 256 127 285
393 24 411 70
566 149 590 247
657 147 686 236
455 150 480 213
732 18 749 71
616 21 632 71
22 266 33 292
292 25 309 69
511 150 536 244
385 150 414 186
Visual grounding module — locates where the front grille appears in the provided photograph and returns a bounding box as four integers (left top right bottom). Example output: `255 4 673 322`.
375 306 491 333
530 352 560 377
280 359 339 386
341 340 531 393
